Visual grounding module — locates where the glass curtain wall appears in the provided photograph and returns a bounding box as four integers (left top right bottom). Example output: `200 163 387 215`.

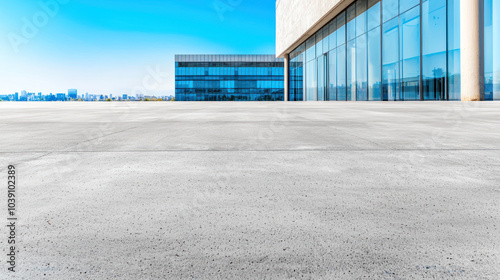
337 12 347 101
422 0 447 100
448 0 461 100
290 44 305 101
175 55 284 101
327 20 338 100
305 36 317 101
485 0 500 100
289 0 472 101
400 5 420 101
382 17 399 100
367 0 382 100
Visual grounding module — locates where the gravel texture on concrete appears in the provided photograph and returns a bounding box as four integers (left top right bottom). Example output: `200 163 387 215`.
0 102 499 279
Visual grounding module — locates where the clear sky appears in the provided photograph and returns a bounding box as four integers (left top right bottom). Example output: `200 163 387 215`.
0 0 276 96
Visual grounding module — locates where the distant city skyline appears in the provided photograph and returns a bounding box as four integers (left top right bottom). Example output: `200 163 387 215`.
0 0 276 96
0 88 174 102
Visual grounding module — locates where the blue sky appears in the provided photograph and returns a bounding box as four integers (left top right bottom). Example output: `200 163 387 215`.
0 0 276 96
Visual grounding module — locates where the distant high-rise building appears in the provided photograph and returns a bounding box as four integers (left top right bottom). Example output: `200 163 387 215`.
68 89 77 99
85 92 89 101
14 92 19 101
56 93 66 101
122 94 128 100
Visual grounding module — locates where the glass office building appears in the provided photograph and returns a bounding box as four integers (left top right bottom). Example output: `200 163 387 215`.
175 55 284 101
485 0 500 100
287 0 500 101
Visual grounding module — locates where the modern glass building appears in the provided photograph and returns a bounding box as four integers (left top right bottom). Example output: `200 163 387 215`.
278 0 500 101
175 55 284 101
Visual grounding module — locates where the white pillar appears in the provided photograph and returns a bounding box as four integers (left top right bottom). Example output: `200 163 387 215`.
284 54 290 102
460 0 484 101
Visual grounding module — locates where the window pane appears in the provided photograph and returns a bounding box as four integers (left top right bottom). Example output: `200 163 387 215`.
368 27 382 100
290 52 305 101
337 45 347 100
382 0 398 23
422 0 447 100
356 34 368 101
323 24 330 52
401 0 419 14
306 60 318 101
318 56 326 101
337 12 346 46
400 5 420 101
367 1 381 30
484 0 500 100
329 20 337 51
448 0 461 100
347 40 357 100
328 49 337 100
316 28 323 57
306 35 316 62
383 17 399 101
356 0 368 36
347 4 356 41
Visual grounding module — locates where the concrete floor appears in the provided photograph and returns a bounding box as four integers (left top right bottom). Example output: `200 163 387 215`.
1 101 499 279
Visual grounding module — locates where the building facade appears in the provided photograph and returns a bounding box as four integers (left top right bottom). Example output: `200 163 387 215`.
68 89 77 99
277 0 500 101
175 55 284 101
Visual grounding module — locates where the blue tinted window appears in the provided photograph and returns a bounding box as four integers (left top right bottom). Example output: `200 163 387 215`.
347 40 356 101
356 34 368 101
316 29 324 57
383 17 399 101
368 26 382 101
328 20 337 51
448 0 461 100
484 0 500 100
347 4 356 41
400 5 420 100
383 0 398 22
356 0 368 36
328 49 337 100
337 12 346 46
400 0 419 13
337 46 347 100
306 36 316 62
367 1 381 30
306 60 318 101
317 55 326 101
423 0 447 100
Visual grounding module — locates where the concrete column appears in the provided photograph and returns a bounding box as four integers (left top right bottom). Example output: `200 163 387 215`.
460 0 484 101
284 54 290 102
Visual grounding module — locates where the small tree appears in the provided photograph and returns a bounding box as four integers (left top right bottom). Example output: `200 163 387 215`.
106 98 112 101
170 97 175 101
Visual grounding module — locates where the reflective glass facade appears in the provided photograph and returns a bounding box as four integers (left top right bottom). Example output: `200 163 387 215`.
175 55 284 101
288 0 500 101
485 0 500 100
